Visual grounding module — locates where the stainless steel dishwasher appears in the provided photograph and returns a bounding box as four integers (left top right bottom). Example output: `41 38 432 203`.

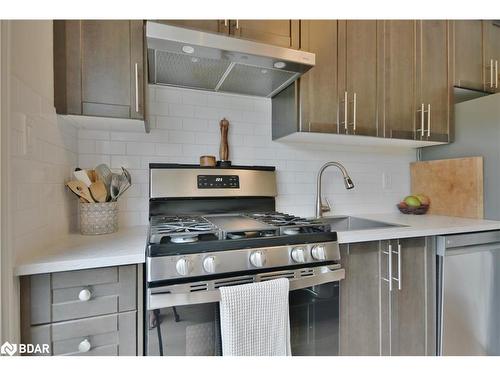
437 231 500 355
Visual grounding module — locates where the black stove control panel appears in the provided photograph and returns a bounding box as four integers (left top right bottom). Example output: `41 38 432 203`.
197 175 240 189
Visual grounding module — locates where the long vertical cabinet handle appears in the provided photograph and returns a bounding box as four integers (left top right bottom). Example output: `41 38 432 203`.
496 60 499 89
427 104 431 138
382 243 393 291
344 91 349 132
352 93 357 132
235 20 239 29
420 103 425 138
134 63 140 113
392 242 402 290
491 59 494 89
224 19 228 27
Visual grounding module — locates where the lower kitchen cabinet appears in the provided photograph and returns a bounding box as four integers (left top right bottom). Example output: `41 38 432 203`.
339 242 381 355
20 265 141 356
340 237 435 356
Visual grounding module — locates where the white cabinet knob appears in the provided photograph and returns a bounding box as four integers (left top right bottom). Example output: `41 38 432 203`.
203 256 217 273
78 338 91 353
311 245 326 261
291 247 306 263
250 250 266 268
78 288 92 302
175 258 191 276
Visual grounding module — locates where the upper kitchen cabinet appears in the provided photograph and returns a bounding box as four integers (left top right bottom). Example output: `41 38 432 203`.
483 20 500 93
53 21 147 124
272 19 453 147
156 20 229 34
229 20 300 49
380 20 417 140
299 20 339 133
338 20 379 137
416 20 452 143
451 21 485 91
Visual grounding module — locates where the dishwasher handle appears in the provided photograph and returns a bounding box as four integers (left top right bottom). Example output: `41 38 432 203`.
437 231 500 257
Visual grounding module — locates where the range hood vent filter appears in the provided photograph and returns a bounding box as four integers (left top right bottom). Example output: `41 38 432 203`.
152 50 232 91
219 64 297 97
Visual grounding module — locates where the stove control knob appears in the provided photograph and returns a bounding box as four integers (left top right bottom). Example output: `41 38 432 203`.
203 256 217 273
250 250 266 268
291 247 306 263
311 245 327 261
175 257 191 276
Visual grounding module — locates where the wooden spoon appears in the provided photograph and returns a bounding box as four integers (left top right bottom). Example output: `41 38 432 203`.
66 180 95 203
89 180 108 203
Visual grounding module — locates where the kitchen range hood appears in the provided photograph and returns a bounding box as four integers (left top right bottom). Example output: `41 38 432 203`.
146 21 315 98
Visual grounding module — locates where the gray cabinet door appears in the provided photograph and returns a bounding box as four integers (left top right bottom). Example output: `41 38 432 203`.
380 20 417 140
390 237 428 356
157 20 229 35
339 241 381 355
338 20 379 137
54 20 145 121
299 20 339 133
483 21 500 93
416 20 451 143
452 20 485 91
229 20 300 49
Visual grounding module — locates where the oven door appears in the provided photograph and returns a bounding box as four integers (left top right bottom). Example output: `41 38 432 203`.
145 265 344 356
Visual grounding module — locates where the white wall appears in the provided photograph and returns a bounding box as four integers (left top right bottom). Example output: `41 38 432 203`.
75 85 415 225
3 20 78 342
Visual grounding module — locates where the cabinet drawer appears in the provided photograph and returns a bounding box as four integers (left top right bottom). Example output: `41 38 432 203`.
30 265 137 324
31 311 136 356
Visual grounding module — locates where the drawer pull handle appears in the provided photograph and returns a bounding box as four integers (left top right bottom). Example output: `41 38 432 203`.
78 338 91 353
78 288 92 302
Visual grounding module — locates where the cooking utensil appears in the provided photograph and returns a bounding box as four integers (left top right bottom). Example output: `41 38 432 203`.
66 180 95 203
200 155 216 167
74 169 93 187
219 118 231 167
110 173 121 201
122 167 132 185
87 169 97 183
89 180 108 203
95 164 113 200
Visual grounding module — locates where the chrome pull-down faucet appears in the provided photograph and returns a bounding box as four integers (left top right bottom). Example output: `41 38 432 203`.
315 162 355 218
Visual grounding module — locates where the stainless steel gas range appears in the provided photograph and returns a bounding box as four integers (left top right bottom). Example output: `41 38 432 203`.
145 164 345 356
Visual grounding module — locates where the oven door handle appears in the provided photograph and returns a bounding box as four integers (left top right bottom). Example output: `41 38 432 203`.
147 267 345 310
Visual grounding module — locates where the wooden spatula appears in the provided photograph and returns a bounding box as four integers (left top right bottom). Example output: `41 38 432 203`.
89 180 108 203
66 180 95 203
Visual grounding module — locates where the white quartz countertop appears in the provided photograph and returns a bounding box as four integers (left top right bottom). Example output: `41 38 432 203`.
334 213 500 244
14 226 148 276
14 214 500 276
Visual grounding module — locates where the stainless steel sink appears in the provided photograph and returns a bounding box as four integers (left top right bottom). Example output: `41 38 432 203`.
319 216 406 232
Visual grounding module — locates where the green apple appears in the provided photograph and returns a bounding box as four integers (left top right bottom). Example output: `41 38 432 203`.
404 195 421 208
415 194 430 205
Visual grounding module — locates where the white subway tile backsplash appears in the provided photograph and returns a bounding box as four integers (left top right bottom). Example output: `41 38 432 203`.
126 142 156 156
169 130 195 144
110 155 142 169
74 85 414 224
156 116 183 130
96 141 126 155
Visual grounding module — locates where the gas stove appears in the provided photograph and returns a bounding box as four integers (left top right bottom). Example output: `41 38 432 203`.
145 163 344 357
146 164 340 285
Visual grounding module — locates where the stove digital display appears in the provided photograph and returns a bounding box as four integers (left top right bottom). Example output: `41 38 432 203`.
197 175 240 189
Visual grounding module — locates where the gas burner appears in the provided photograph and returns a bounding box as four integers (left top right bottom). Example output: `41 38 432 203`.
246 212 330 234
150 216 220 244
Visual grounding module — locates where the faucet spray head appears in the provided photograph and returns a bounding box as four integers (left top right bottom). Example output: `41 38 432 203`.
344 176 355 190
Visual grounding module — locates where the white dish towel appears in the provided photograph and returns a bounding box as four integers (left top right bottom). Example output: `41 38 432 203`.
219 278 291 356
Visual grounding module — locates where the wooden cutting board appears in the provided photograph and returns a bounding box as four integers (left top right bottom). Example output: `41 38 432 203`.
410 157 484 218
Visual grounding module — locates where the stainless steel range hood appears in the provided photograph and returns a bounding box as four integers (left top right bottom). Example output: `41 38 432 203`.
146 21 315 98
